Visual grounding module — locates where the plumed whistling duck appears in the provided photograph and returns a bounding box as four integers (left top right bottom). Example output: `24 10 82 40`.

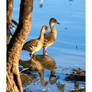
43 18 60 55
22 25 50 57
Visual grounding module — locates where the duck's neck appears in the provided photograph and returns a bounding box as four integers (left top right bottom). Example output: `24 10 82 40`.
39 29 45 43
50 23 57 36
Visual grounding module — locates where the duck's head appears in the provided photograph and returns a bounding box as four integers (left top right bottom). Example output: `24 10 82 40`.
49 18 60 25
42 25 50 31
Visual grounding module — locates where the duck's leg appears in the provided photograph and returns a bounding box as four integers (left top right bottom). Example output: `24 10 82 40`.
39 69 48 86
43 47 48 55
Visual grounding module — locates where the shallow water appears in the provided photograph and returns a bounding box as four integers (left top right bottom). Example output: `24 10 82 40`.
21 63 85 92
12 0 85 92
20 54 85 92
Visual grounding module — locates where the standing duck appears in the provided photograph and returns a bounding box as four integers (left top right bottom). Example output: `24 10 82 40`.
22 25 50 57
43 18 60 55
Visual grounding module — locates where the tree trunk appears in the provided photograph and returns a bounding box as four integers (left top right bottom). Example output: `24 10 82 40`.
7 0 14 44
7 0 33 92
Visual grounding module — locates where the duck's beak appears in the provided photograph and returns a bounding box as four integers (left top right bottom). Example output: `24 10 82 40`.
57 22 60 24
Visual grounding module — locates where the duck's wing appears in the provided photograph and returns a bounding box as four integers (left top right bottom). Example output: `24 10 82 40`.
23 39 40 50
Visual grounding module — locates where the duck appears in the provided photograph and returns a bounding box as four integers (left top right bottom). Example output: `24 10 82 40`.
22 25 50 57
43 18 60 55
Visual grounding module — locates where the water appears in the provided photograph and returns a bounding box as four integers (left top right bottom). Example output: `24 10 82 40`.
12 0 85 92
20 54 85 92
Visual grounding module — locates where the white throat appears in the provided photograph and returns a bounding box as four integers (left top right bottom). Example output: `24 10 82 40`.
51 23 54 26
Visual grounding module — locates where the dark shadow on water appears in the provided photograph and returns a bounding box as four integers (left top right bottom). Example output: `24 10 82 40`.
19 55 58 86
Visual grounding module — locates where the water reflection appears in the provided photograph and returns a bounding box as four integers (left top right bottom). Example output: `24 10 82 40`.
56 81 65 92
20 55 85 92
19 55 58 86
73 81 79 90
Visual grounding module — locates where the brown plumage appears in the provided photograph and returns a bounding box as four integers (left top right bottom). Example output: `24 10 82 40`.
22 25 50 57
43 18 60 55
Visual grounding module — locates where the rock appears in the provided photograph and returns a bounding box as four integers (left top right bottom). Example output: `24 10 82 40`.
71 87 85 92
65 68 85 81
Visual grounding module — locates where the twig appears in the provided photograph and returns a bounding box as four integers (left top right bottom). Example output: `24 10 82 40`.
20 68 29 73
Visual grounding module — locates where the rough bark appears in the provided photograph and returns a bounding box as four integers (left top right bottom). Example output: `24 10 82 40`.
7 0 14 44
7 0 33 92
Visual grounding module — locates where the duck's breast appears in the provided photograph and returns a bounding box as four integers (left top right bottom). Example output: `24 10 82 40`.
44 33 57 47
